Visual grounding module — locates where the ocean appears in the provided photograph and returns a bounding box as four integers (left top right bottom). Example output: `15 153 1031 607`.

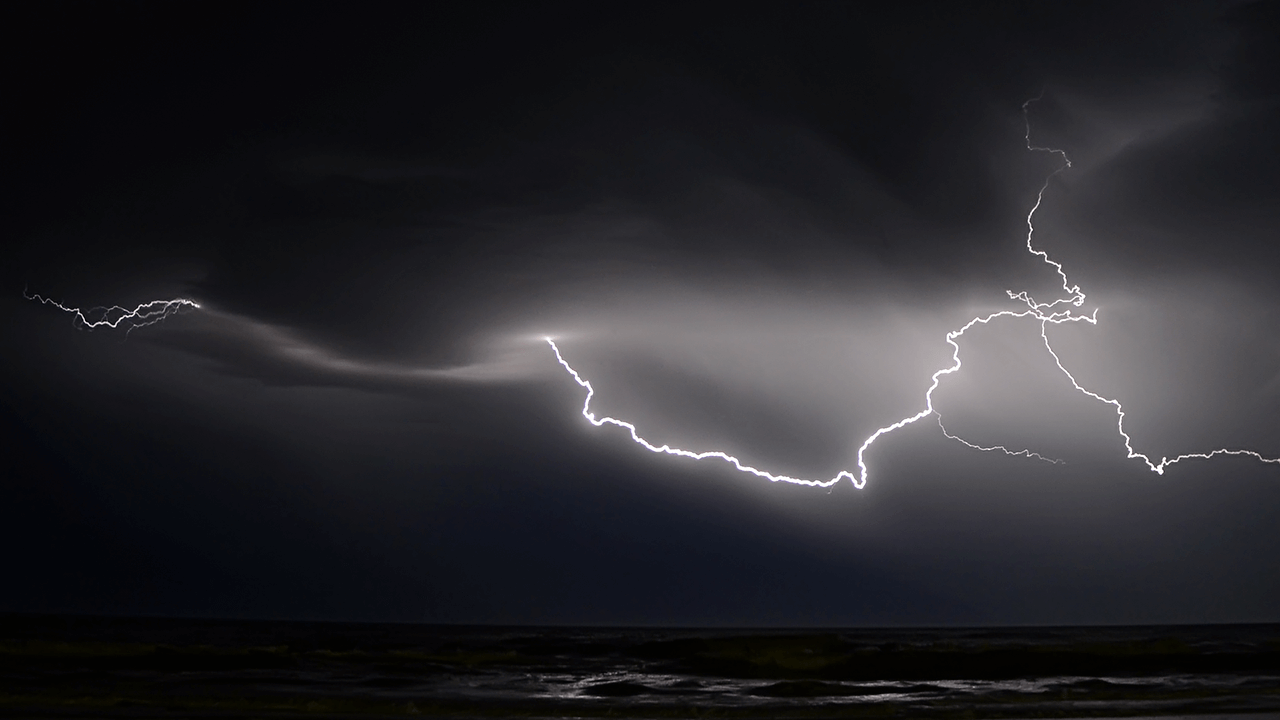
1 614 1277 718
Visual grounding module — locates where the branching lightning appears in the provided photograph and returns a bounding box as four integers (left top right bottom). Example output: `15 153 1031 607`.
547 96 1280 487
24 289 199 334
24 97 1278 487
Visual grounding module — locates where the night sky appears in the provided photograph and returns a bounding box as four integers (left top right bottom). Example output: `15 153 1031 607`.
4 1 1279 626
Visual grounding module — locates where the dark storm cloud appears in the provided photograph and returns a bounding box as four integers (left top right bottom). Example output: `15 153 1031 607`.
4 1 1279 625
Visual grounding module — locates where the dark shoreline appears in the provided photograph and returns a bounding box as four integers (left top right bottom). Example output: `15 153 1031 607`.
3 614 1278 718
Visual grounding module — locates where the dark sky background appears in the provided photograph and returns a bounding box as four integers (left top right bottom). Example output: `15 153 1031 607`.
3 1 1279 626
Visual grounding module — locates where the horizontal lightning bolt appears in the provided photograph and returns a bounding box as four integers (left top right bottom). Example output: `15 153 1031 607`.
24 289 199 334
547 95 1279 487
546 337 853 488
937 415 1064 466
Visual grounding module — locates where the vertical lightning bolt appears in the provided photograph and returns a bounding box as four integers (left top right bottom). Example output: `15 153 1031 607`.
1012 95 1279 475
547 96 1279 487
24 289 200 334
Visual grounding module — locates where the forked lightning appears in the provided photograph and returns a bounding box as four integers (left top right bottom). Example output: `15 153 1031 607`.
546 97 1279 487
26 99 1279 486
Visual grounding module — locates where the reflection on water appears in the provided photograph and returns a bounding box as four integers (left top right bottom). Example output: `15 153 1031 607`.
1 615 1278 717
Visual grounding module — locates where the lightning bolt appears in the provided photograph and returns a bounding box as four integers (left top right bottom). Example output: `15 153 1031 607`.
23 289 199 334
547 95 1280 487
547 337 853 488
23 98 1278 485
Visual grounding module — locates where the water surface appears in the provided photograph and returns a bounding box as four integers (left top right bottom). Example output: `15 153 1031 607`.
2 615 1278 718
